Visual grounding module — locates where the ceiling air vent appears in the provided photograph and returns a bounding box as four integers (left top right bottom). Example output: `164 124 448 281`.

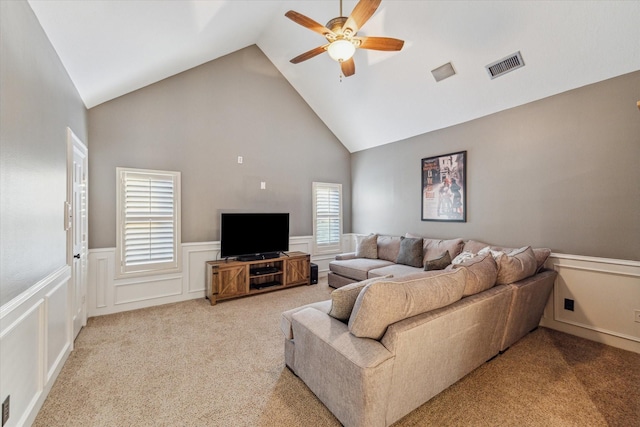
431 62 456 82
485 51 525 79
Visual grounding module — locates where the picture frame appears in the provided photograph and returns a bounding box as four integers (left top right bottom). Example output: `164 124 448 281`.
421 150 466 222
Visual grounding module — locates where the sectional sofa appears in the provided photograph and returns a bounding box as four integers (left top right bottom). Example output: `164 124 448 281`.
281 234 556 427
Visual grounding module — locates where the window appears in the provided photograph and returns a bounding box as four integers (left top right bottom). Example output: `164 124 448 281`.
116 168 181 276
312 182 342 254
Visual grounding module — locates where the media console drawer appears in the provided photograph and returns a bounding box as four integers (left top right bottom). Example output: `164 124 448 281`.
205 252 310 305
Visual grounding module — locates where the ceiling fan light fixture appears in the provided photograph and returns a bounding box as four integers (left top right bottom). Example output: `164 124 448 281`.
327 39 356 62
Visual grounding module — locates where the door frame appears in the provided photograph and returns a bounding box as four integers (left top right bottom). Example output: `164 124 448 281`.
66 127 88 345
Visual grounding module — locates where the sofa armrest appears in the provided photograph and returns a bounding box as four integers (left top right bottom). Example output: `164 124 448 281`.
291 307 394 427
280 300 332 340
334 252 357 260
501 269 556 351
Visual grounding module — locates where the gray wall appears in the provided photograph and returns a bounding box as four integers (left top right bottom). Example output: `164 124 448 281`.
352 71 640 261
88 45 351 248
0 0 88 305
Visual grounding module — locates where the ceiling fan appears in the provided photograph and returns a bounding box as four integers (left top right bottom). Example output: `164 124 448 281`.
285 0 404 77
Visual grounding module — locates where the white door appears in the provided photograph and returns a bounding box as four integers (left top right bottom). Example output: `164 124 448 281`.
68 128 88 341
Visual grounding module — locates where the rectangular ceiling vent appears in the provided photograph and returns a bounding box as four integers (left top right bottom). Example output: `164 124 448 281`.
485 51 524 79
431 62 456 82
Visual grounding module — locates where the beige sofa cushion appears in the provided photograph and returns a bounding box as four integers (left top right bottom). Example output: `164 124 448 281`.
377 235 402 262
329 258 394 282
464 240 550 274
533 248 551 272
406 233 464 265
464 239 515 254
368 263 424 278
356 233 378 259
348 269 467 340
494 246 537 285
451 252 498 296
463 239 490 254
328 275 393 321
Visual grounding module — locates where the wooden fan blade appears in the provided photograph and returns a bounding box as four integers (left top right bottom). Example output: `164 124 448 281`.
285 10 334 37
341 58 355 77
290 45 328 64
342 0 382 35
356 36 404 51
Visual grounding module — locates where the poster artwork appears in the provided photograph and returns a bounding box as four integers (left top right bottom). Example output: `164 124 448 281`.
421 151 466 222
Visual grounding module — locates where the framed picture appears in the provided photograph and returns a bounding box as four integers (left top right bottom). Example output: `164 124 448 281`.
421 150 466 222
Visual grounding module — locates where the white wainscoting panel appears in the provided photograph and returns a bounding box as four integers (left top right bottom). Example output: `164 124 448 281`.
87 236 318 317
0 266 72 427
45 279 69 382
184 243 219 294
289 236 313 255
540 254 640 353
114 276 183 305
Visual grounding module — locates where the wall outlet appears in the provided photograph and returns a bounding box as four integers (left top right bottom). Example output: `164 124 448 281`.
2 395 9 426
634 309 640 323
564 298 574 311
237 156 243 164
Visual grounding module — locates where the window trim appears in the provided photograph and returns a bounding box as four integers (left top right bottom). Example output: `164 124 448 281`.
116 167 181 278
312 182 343 255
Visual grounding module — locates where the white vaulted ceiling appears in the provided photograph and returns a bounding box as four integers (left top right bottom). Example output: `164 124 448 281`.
27 1 640 153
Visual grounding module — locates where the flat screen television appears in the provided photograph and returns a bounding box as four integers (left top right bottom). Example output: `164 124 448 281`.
220 213 289 261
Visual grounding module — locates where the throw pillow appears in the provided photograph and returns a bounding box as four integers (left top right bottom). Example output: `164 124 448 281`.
395 236 423 268
355 234 378 259
328 275 393 321
348 269 467 340
494 246 537 285
424 251 452 271
451 252 498 296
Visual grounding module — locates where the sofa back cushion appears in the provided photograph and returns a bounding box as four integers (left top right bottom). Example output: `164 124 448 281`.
533 248 551 272
493 246 537 285
464 239 516 253
451 253 498 296
423 238 464 264
356 234 378 259
348 269 467 340
463 239 491 254
377 235 402 262
406 233 464 265
328 275 393 321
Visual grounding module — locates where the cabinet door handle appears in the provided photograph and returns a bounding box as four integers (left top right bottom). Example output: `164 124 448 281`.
74 254 81 259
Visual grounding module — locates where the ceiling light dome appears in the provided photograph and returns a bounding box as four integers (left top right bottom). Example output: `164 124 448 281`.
327 39 355 63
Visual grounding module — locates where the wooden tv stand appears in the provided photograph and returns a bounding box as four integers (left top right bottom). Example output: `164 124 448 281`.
205 251 310 305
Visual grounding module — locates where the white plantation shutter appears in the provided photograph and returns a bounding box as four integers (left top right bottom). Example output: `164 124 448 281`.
313 182 342 254
117 168 181 276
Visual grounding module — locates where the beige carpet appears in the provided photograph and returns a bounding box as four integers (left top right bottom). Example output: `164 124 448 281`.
34 279 640 427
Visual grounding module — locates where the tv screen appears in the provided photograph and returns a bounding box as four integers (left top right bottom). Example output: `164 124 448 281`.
220 213 289 260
